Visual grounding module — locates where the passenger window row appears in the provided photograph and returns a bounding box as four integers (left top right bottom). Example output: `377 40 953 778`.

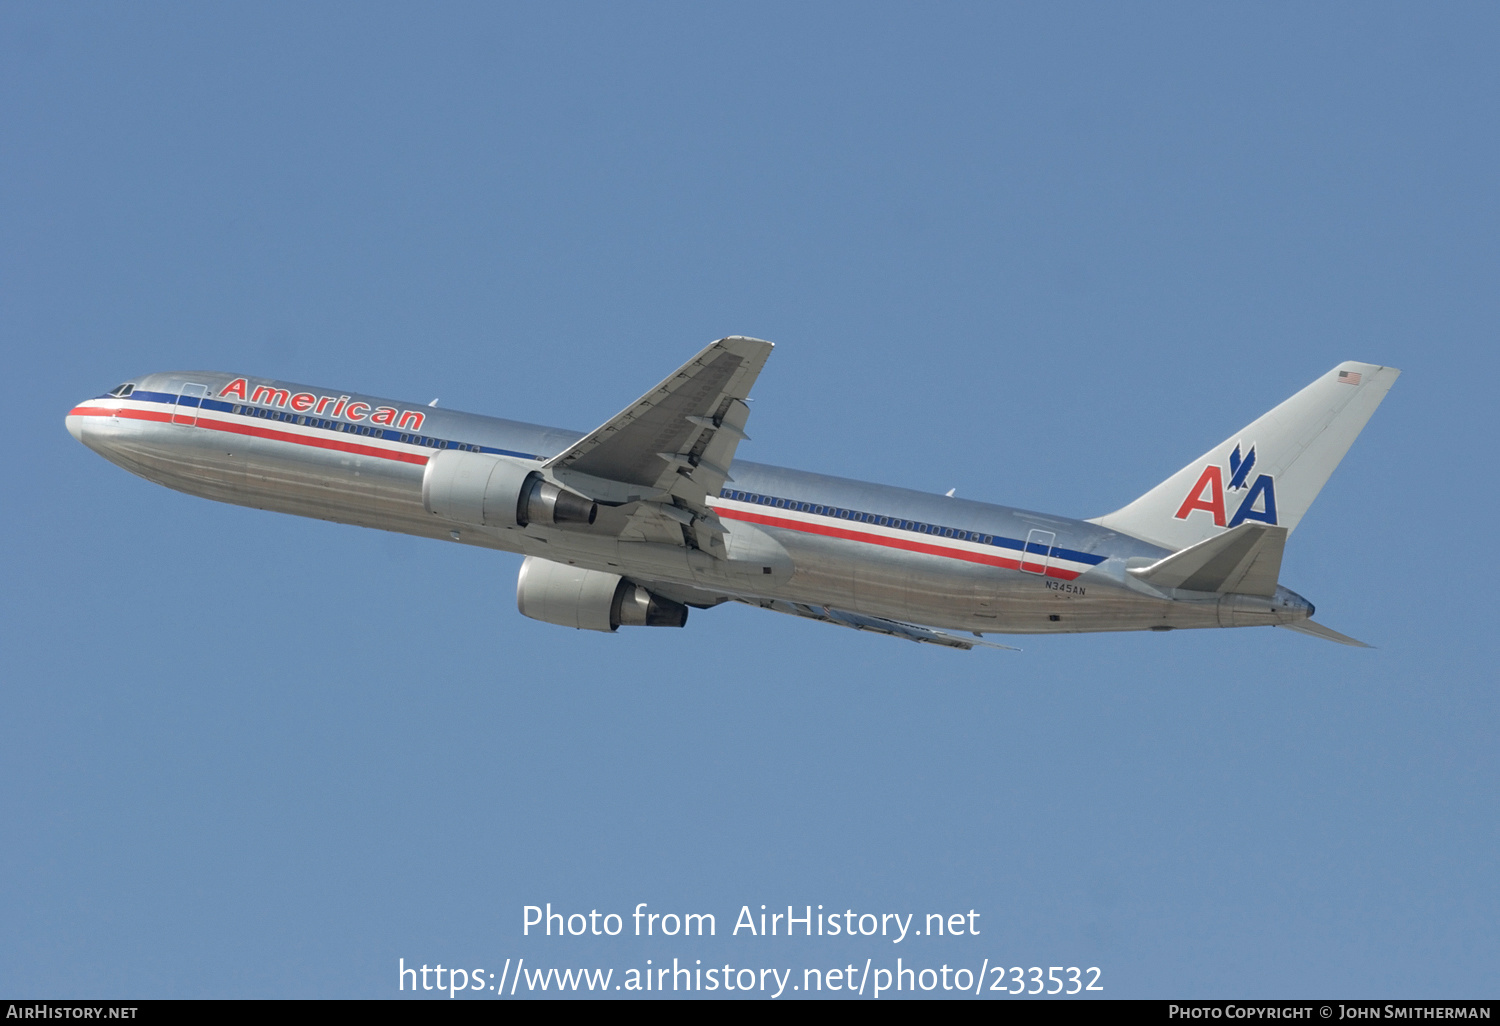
719 488 1000 546
229 404 484 452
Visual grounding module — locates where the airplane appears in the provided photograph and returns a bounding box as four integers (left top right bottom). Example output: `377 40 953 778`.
65 338 1398 650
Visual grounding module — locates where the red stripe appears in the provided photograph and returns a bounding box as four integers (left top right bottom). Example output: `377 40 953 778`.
717 506 1083 581
69 406 430 466
68 405 159 420
70 405 1083 580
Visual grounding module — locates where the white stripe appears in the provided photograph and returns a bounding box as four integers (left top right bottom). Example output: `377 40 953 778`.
710 497 1096 571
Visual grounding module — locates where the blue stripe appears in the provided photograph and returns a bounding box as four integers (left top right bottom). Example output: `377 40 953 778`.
118 388 541 461
717 490 1108 566
116 388 1111 567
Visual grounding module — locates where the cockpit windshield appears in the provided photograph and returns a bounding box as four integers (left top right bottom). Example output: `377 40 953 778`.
107 383 135 397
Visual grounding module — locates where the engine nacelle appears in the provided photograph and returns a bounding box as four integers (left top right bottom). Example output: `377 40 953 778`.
516 556 688 632
423 450 597 529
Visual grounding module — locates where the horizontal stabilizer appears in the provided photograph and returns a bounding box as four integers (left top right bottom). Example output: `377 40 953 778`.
1128 523 1287 596
748 599 1019 651
1277 619 1373 648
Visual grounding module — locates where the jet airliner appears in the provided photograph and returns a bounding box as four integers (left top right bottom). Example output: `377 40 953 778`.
66 338 1397 649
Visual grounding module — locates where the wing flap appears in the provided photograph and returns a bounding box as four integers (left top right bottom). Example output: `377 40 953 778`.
548 337 770 489
547 337 771 555
748 599 1019 651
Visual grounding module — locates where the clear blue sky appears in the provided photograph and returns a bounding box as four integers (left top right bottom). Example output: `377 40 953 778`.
3 1 1495 998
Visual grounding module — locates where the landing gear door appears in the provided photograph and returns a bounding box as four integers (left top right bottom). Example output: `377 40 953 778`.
173 383 209 426
1020 529 1056 575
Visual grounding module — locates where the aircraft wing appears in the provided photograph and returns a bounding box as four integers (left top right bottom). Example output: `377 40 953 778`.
546 336 773 556
747 598 1019 651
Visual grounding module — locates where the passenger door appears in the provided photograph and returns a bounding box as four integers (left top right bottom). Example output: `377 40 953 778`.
172 383 209 426
1020 529 1056 575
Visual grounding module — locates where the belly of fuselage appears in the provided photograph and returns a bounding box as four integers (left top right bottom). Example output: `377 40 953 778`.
757 524 1204 635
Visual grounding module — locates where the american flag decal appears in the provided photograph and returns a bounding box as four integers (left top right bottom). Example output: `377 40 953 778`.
1338 370 1362 385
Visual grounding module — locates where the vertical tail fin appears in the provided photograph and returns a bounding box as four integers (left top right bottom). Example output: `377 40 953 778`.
1089 362 1399 551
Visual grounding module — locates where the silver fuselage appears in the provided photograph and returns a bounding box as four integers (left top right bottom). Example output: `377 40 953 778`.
67 371 1314 636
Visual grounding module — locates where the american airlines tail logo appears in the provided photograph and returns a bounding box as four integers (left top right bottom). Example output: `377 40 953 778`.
1174 442 1278 528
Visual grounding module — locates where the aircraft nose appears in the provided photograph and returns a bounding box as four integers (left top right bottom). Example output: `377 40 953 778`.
65 402 93 443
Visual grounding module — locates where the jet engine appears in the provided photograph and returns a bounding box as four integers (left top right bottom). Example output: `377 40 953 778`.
516 556 688 632
423 450 596 529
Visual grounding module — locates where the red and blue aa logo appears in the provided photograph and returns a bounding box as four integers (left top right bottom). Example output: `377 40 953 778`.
1173 443 1278 528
